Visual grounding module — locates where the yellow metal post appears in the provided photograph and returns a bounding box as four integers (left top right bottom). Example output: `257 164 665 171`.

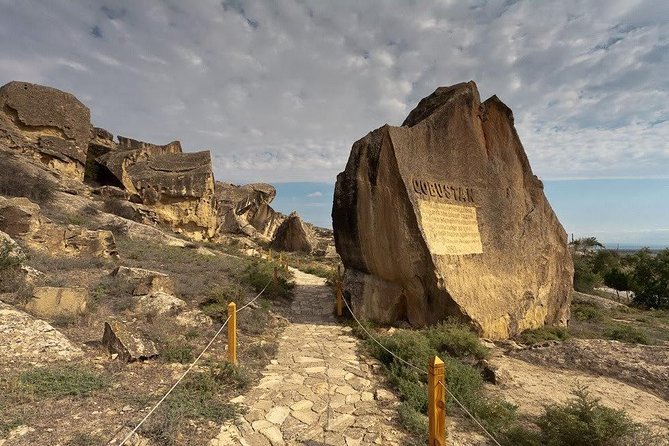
336 280 343 317
269 249 273 261
227 302 237 365
279 252 283 264
428 356 446 445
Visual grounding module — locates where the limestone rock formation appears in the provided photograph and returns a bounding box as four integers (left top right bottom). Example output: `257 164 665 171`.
0 81 91 180
94 139 217 240
102 320 158 362
111 266 174 296
270 212 316 253
215 181 283 239
25 286 88 318
332 81 573 339
0 196 118 258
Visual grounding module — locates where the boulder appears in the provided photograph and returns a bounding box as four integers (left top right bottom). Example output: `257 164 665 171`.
0 196 41 238
135 291 187 315
0 81 91 180
215 182 283 239
95 142 217 240
0 301 83 363
270 211 316 253
111 266 174 296
25 286 88 318
332 81 573 339
102 320 158 362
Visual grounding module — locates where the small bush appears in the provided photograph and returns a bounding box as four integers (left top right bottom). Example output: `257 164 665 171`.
604 324 650 345
425 320 489 360
160 341 195 364
19 366 110 399
536 386 640 446
0 158 55 203
573 304 605 322
245 260 294 300
517 326 571 344
140 370 243 445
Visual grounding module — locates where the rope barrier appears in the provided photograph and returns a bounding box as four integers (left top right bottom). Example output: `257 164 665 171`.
340 293 502 446
114 279 273 446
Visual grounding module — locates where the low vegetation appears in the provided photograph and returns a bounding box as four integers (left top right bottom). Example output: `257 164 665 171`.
0 157 55 204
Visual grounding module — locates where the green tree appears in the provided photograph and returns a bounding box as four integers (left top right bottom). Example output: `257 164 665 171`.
627 248 669 309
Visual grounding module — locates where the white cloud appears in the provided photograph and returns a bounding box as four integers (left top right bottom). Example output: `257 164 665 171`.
306 191 323 197
0 0 666 184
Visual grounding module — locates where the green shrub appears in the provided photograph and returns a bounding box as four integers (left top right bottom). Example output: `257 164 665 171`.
0 239 24 270
245 260 294 300
160 342 195 364
19 366 110 399
573 304 605 322
517 326 571 344
536 387 639 446
425 320 489 360
604 324 650 345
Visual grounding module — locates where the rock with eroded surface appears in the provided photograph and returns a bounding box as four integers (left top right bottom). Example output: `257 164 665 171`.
215 181 284 239
25 286 88 318
102 320 158 362
95 141 217 240
0 81 91 180
332 81 573 339
270 212 316 253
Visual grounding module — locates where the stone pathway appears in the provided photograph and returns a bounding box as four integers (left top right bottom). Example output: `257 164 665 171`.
210 268 407 446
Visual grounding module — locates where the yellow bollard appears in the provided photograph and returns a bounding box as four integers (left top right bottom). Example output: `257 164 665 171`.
227 302 237 365
428 356 446 445
336 280 343 317
279 252 283 264
269 249 273 261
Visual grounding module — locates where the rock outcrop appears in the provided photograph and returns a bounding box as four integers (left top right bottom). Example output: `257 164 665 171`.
332 81 573 339
0 81 91 180
0 196 118 258
270 212 316 253
94 138 217 240
215 182 283 239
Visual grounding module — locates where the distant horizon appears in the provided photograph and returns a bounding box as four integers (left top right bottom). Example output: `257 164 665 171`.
271 179 669 250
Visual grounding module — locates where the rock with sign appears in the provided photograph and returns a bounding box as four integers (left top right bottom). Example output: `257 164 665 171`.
332 81 573 339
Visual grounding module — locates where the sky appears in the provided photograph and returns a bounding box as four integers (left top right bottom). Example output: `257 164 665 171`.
0 1 667 246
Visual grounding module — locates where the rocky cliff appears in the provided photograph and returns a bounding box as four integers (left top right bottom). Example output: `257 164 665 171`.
332 81 573 339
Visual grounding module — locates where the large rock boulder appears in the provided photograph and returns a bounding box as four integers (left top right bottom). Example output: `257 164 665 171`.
332 81 573 339
0 81 91 180
94 140 217 240
215 181 283 239
270 211 316 253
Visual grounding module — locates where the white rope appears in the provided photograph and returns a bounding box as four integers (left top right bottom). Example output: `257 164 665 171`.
340 292 502 446
115 279 273 446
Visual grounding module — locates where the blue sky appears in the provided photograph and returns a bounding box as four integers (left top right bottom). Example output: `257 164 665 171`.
0 1 667 245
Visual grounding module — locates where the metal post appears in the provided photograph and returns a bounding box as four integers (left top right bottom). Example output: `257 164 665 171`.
428 356 446 445
227 302 237 365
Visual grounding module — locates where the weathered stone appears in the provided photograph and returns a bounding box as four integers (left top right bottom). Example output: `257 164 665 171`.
102 320 158 362
0 81 91 179
25 287 87 318
332 81 573 339
135 291 187 315
111 266 174 296
270 212 316 253
215 182 283 239
96 144 217 240
0 196 118 258
0 301 83 363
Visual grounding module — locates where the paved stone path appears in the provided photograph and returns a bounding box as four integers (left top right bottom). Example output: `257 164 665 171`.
210 268 407 446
